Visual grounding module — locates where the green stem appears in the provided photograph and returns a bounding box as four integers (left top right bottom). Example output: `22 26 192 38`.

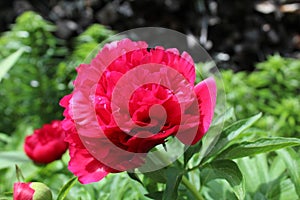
25 165 46 182
181 176 205 200
61 158 68 169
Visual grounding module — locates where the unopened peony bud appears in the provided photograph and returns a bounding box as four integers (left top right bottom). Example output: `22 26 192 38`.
13 182 52 200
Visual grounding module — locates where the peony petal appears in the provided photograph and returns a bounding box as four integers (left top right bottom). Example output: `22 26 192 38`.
192 77 217 144
68 146 110 184
59 94 72 108
167 50 196 84
178 51 196 84
14 182 34 200
93 38 148 68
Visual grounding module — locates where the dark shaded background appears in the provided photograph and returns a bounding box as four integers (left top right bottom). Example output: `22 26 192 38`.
1 0 299 71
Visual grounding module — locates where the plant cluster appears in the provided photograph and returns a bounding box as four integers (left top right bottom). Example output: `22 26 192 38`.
222 55 300 137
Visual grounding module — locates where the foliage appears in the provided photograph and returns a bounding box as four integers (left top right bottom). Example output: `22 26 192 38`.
0 11 68 133
222 55 300 137
1 106 300 199
0 12 114 134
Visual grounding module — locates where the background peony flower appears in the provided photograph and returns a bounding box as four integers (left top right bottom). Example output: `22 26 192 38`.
24 120 68 164
13 182 52 200
60 39 217 184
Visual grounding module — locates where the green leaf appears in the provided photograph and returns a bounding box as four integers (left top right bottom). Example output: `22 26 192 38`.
0 151 30 169
145 191 163 200
200 108 236 159
143 168 167 183
236 157 261 194
277 148 300 197
198 125 221 162
269 156 286 181
203 113 262 162
0 197 12 200
0 48 24 82
0 133 11 143
56 177 77 200
211 107 235 126
278 178 299 200
217 137 300 160
142 175 160 196
184 142 202 166
162 167 183 200
0 191 13 200
266 177 299 200
201 179 238 200
201 160 245 200
127 172 143 184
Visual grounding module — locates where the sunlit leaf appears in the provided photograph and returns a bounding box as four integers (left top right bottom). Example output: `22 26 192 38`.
0 48 24 82
277 148 300 197
0 151 30 169
56 177 77 200
201 160 244 199
202 113 262 163
211 107 235 126
217 137 300 160
162 167 183 200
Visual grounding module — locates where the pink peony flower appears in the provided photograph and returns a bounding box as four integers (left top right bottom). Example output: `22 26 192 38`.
13 182 52 200
60 39 217 184
24 120 68 164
